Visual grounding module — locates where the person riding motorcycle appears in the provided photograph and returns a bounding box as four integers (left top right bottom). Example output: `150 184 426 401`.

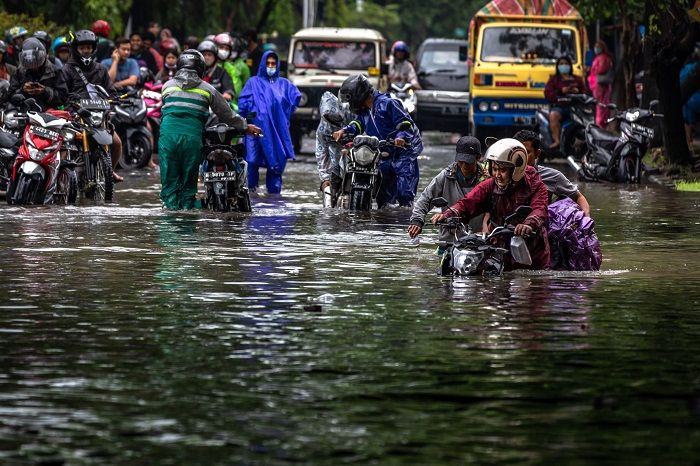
159 49 261 209
333 74 423 208
431 138 550 270
213 33 250 108
197 40 235 102
0 40 17 81
4 38 68 111
408 136 485 250
52 36 71 66
388 41 420 89
544 55 586 149
61 29 124 181
92 20 115 63
5 26 28 67
31 31 62 70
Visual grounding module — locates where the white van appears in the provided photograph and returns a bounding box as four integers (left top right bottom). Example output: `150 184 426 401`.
287 27 387 151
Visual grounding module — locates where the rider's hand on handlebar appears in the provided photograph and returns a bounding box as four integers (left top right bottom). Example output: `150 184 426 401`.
246 124 262 136
431 213 446 225
407 224 422 238
514 223 533 237
332 129 345 142
394 138 407 148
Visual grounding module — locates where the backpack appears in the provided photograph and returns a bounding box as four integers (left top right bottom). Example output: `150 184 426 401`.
547 197 602 271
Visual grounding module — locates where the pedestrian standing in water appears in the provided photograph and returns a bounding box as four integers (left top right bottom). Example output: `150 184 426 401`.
238 51 301 194
588 40 614 128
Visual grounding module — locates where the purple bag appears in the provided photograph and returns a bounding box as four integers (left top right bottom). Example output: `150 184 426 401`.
547 198 603 271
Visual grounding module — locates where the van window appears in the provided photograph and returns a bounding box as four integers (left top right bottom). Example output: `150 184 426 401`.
480 27 577 64
293 41 376 70
419 44 468 72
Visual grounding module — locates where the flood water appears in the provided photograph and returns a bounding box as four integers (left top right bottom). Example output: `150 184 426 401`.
1 140 699 465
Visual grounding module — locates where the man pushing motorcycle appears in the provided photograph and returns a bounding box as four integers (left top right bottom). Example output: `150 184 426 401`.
431 138 550 271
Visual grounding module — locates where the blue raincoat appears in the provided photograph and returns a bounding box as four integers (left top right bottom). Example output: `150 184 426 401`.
238 51 301 193
342 90 423 207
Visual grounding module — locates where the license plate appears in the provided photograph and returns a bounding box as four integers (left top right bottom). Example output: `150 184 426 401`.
204 171 237 182
79 99 110 110
30 125 60 140
631 123 654 138
513 115 535 125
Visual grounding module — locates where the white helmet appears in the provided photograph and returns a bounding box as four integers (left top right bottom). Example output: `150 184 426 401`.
485 138 528 182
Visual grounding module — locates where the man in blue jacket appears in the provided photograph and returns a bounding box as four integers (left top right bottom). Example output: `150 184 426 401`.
333 74 423 208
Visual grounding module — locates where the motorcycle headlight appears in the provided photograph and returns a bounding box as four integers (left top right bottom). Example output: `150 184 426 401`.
90 111 104 126
3 111 19 129
490 101 500 112
625 111 639 122
63 131 75 141
353 146 377 166
453 250 483 275
478 101 489 112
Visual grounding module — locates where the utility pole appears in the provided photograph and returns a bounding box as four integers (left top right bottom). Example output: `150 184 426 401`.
303 0 317 28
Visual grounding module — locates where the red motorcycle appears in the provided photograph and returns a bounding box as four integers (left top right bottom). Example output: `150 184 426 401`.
6 97 77 205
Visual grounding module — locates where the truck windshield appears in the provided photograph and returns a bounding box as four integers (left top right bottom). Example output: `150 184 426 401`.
480 26 577 64
293 41 376 70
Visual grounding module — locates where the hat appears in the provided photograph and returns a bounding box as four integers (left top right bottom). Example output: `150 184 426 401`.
455 136 481 163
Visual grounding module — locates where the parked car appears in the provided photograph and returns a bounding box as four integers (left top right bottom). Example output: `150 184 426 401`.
414 38 470 134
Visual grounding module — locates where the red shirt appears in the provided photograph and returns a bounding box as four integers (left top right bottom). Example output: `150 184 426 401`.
443 165 550 270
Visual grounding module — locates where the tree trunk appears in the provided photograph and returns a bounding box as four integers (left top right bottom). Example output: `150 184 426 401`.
256 0 279 32
619 10 638 108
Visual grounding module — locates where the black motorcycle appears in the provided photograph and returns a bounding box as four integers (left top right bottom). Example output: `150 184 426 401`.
200 122 253 212
112 89 152 169
570 100 664 183
431 198 533 276
535 93 597 160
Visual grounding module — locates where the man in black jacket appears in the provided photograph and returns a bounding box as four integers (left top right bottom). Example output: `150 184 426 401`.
61 30 123 182
5 38 67 110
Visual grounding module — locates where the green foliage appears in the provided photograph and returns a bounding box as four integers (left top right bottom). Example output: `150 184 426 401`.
81 0 133 33
0 12 65 41
675 180 700 191
267 0 299 37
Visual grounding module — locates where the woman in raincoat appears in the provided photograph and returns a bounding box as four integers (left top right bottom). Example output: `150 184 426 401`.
238 51 301 193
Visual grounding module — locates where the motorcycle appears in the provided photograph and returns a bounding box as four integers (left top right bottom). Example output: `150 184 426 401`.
0 126 19 192
534 93 597 160
200 121 254 212
569 100 664 184
431 198 533 276
141 81 163 154
5 97 77 205
69 85 118 202
112 89 152 169
390 81 417 117
336 134 402 211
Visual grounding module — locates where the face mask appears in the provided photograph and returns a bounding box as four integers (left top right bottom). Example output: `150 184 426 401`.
217 48 229 61
594 47 602 55
266 67 276 77
557 64 571 75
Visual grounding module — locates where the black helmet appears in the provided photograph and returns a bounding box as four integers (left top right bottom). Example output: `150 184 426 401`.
32 31 51 49
339 74 374 113
197 40 218 56
70 30 98 67
19 38 47 71
177 49 206 77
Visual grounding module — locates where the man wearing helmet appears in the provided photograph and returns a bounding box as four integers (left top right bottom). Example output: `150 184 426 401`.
4 37 67 111
431 138 550 270
62 29 124 182
32 32 62 70
159 49 261 209
52 36 71 66
5 26 28 67
214 33 250 107
388 41 420 89
92 20 115 63
197 40 235 102
333 73 423 208
0 40 17 81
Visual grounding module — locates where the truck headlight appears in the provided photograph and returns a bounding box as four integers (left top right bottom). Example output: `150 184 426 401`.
478 101 488 112
490 101 500 112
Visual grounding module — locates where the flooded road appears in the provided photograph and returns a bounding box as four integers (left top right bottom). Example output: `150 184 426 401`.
1 139 700 464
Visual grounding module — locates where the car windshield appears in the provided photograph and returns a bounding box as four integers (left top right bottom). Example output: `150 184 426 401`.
293 41 376 70
419 44 468 72
480 26 577 64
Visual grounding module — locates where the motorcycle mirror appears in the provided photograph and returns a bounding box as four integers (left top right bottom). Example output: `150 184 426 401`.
94 84 110 98
323 111 344 126
649 99 659 111
504 205 532 225
430 197 449 208
77 108 92 118
25 98 41 112
510 236 532 266
484 136 498 148
10 93 26 106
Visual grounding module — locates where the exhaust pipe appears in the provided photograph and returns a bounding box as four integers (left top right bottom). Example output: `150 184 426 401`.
567 155 581 172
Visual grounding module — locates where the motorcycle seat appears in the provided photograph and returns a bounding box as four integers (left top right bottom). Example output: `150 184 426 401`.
587 125 618 148
353 135 380 148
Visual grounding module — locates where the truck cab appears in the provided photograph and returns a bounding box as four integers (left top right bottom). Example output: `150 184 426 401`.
468 16 585 142
287 28 387 152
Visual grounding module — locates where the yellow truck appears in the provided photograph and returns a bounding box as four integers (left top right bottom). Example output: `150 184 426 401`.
467 0 587 141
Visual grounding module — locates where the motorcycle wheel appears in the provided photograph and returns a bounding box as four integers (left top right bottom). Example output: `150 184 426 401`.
349 189 370 211
564 127 587 161
92 149 114 202
8 173 40 205
54 168 77 205
618 157 635 183
236 191 252 212
119 133 152 169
